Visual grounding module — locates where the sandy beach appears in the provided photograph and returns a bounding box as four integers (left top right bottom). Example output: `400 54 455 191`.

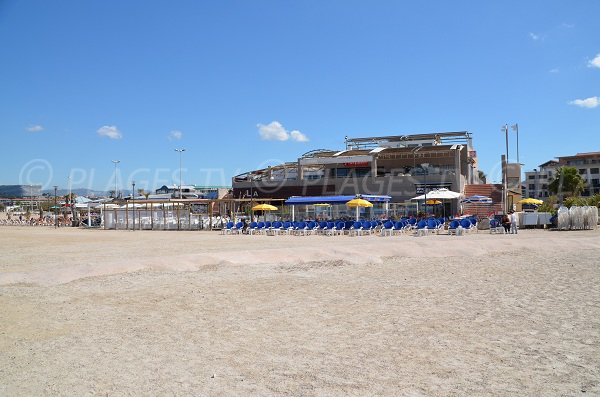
1 226 599 396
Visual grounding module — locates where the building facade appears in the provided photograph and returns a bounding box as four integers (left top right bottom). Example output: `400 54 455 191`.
523 160 559 199
524 152 600 198
232 132 479 212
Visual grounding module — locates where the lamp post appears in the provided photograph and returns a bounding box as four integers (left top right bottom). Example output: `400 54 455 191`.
53 185 58 228
174 149 185 199
249 175 255 222
502 124 509 213
420 164 429 216
112 160 120 199
511 123 520 164
132 180 135 231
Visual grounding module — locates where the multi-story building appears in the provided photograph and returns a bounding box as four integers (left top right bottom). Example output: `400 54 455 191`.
232 132 479 215
558 152 600 196
155 185 230 199
523 160 559 199
524 152 600 198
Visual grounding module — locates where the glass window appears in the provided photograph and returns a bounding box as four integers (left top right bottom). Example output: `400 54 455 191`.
579 169 586 175
590 168 599 174
529 184 535 190
528 175 535 180
335 168 348 177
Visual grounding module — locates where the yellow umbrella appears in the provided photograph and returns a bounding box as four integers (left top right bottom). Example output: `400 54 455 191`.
252 203 278 211
426 199 442 205
346 198 373 208
518 198 543 205
346 198 373 221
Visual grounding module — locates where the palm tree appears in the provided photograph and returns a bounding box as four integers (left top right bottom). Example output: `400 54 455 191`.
478 170 487 184
548 166 585 199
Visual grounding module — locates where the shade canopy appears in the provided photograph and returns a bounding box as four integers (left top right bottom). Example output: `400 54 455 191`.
346 198 373 208
411 188 461 201
518 198 543 205
460 195 493 204
252 203 278 211
284 195 391 205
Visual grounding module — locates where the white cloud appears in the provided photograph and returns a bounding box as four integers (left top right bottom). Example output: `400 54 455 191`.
97 125 122 139
529 32 540 41
569 96 599 109
26 124 44 132
258 121 289 141
290 130 309 142
588 54 600 69
549 68 559 73
168 130 183 140
257 121 309 142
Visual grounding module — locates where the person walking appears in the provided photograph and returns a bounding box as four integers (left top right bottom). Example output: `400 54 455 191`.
501 214 511 233
510 211 519 234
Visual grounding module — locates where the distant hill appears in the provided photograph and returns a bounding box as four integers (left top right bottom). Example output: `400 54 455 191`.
41 188 109 198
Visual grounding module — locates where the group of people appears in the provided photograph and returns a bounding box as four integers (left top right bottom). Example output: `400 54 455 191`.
501 211 519 234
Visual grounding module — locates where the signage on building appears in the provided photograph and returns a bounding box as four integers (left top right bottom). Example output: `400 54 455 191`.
343 162 369 167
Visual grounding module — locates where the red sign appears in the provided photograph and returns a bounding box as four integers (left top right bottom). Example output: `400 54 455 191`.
343 162 369 167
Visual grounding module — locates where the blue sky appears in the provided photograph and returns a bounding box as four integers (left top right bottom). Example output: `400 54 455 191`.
1 0 599 192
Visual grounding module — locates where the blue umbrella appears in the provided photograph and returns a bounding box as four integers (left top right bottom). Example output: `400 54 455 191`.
460 195 493 204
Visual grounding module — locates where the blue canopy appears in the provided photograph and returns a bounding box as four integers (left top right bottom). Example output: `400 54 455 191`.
284 195 391 205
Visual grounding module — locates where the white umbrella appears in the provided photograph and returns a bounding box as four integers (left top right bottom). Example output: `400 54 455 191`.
410 188 461 201
411 188 461 218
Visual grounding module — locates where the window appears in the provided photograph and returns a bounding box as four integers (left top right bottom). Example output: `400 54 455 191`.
579 169 586 175
544 191 549 197
528 175 535 180
542 184 548 189
590 168 599 175
335 168 348 177
529 184 535 190
592 179 600 187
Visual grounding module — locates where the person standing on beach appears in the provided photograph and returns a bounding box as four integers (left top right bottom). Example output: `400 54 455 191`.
510 211 518 234
501 214 510 233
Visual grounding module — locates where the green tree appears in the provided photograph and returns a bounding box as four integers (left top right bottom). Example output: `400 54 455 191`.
548 166 585 198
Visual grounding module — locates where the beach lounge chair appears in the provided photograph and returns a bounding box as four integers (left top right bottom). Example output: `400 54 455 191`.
415 220 428 236
459 219 475 233
447 220 461 235
295 221 308 236
248 221 259 235
332 221 345 236
222 221 235 235
380 221 394 236
349 221 364 236
283 221 294 235
323 221 336 236
427 219 443 234
271 221 284 235
489 219 504 234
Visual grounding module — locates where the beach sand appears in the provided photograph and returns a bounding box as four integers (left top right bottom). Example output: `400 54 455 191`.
1 226 599 396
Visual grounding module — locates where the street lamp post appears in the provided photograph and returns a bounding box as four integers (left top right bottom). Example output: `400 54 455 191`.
246 174 255 222
502 124 509 213
420 164 429 216
511 123 520 164
174 149 185 199
53 185 58 228
131 181 136 231
112 160 120 199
